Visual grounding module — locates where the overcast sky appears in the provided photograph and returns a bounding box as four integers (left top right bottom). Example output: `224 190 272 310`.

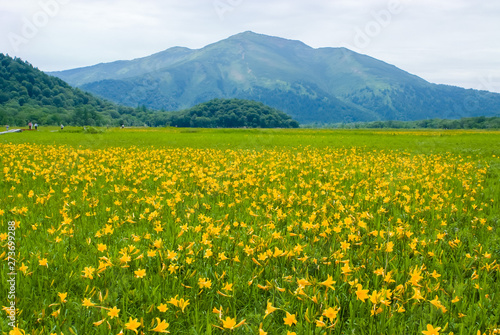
1 0 499 92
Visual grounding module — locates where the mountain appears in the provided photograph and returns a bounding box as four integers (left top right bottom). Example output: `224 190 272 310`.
0 53 148 126
50 31 500 124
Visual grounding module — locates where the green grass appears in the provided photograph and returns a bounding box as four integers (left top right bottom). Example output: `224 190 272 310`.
1 128 499 334
2 126 500 153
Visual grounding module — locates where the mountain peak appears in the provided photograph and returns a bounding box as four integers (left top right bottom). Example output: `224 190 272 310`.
49 32 500 123
226 31 312 48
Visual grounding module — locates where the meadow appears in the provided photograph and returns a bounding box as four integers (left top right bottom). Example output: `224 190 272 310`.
1 127 499 334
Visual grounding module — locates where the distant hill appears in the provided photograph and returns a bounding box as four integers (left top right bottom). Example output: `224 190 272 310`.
166 98 299 128
0 53 148 126
50 31 500 124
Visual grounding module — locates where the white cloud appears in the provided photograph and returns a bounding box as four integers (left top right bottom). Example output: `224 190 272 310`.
0 0 499 92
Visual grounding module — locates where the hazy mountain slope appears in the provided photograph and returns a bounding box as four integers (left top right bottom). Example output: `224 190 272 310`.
51 47 195 87
50 31 500 123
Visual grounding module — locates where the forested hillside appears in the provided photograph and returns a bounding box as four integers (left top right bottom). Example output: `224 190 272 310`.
166 98 299 128
0 53 148 126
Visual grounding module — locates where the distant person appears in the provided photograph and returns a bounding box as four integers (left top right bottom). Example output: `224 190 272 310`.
5 125 9 131
60 124 64 130
121 124 125 129
34 123 38 130
28 122 32 130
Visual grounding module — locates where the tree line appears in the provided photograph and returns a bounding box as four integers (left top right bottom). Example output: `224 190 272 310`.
304 116 500 129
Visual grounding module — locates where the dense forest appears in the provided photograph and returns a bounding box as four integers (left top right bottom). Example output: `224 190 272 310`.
304 116 500 129
165 98 300 128
0 53 152 126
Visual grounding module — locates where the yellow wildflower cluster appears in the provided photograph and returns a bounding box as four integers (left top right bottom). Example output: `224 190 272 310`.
0 143 498 334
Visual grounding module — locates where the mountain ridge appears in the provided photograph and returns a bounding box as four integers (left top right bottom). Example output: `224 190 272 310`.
49 31 500 123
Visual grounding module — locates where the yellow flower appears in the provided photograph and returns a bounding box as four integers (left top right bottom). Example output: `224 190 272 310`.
264 300 278 318
166 250 177 260
167 296 189 313
168 263 179 274
9 328 26 335
157 303 168 312
411 287 425 301
283 312 297 326
177 298 190 312
97 243 107 252
151 318 170 333
119 254 131 264
125 317 141 334
370 290 381 304
167 296 179 306
409 267 423 287
103 224 114 235
341 262 352 275
108 306 120 319
322 307 339 322
422 324 441 335
134 268 146 278
384 271 395 283
153 238 163 249
198 277 212 289
221 316 245 330
218 252 229 261
39 258 48 267
82 298 95 308
93 319 105 326
355 284 369 302
221 316 236 329
58 292 68 303
315 316 326 327
19 263 28 274
213 306 223 318
82 266 96 279
430 270 441 279
222 282 233 292
319 275 336 290
297 278 311 289
340 241 350 251
429 295 446 312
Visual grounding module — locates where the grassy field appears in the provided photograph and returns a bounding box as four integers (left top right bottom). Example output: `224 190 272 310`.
1 127 499 334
